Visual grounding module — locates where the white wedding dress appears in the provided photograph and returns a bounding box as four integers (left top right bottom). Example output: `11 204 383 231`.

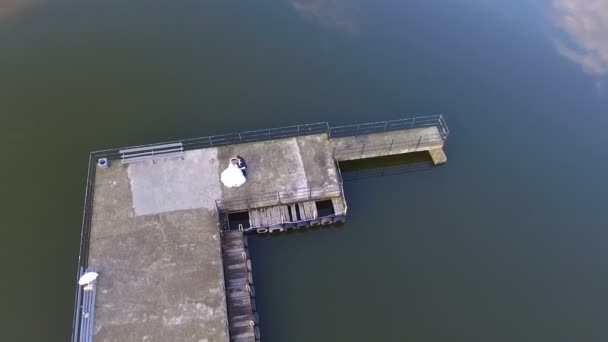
221 160 247 188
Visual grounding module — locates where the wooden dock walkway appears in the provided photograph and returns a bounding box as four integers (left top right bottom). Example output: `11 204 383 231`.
221 230 260 342
227 195 347 234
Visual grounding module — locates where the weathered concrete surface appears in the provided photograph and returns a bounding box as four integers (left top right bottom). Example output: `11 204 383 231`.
330 126 445 162
429 148 447 165
127 149 221 216
216 134 341 209
88 164 229 342
123 134 341 214
87 133 343 341
85 126 444 341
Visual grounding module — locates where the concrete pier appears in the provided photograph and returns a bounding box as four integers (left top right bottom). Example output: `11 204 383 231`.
73 115 448 342
331 126 446 164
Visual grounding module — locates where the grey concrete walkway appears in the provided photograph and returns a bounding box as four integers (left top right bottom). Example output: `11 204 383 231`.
330 126 445 162
88 164 229 342
217 134 341 210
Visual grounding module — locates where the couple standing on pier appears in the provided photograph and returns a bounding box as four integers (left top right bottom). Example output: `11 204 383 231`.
221 155 248 188
231 155 247 177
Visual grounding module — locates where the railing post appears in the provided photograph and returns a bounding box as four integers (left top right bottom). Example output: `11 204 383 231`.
208 136 212 147
410 117 416 129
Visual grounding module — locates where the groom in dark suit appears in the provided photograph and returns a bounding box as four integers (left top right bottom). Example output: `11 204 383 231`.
236 155 247 177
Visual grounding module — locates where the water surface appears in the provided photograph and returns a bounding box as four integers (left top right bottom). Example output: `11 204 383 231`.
1 0 607 341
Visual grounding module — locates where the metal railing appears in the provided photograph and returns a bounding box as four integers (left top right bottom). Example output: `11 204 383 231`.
92 115 448 160
216 183 343 212
93 122 330 160
71 153 98 342
329 114 449 139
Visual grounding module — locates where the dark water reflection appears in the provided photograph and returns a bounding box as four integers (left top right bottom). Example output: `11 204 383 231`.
1 0 607 341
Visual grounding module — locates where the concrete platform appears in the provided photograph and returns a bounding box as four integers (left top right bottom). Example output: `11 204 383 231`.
216 134 341 211
84 119 448 341
330 126 445 162
87 134 343 341
88 163 229 342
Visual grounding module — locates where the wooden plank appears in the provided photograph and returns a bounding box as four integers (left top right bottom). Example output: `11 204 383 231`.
332 197 345 214
290 204 298 221
258 208 263 226
281 205 290 222
249 209 257 227
254 209 261 227
220 230 256 342
272 206 280 224
300 202 308 220
302 201 316 219
298 203 306 220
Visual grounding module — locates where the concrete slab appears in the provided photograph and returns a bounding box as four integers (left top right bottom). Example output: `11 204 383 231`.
330 126 445 161
127 149 221 216
429 148 447 165
216 134 341 209
88 164 229 342
217 137 309 202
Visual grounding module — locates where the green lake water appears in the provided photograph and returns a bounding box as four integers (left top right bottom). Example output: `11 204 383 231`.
1 0 607 341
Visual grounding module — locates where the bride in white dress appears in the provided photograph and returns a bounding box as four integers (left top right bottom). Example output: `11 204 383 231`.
220 158 247 188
